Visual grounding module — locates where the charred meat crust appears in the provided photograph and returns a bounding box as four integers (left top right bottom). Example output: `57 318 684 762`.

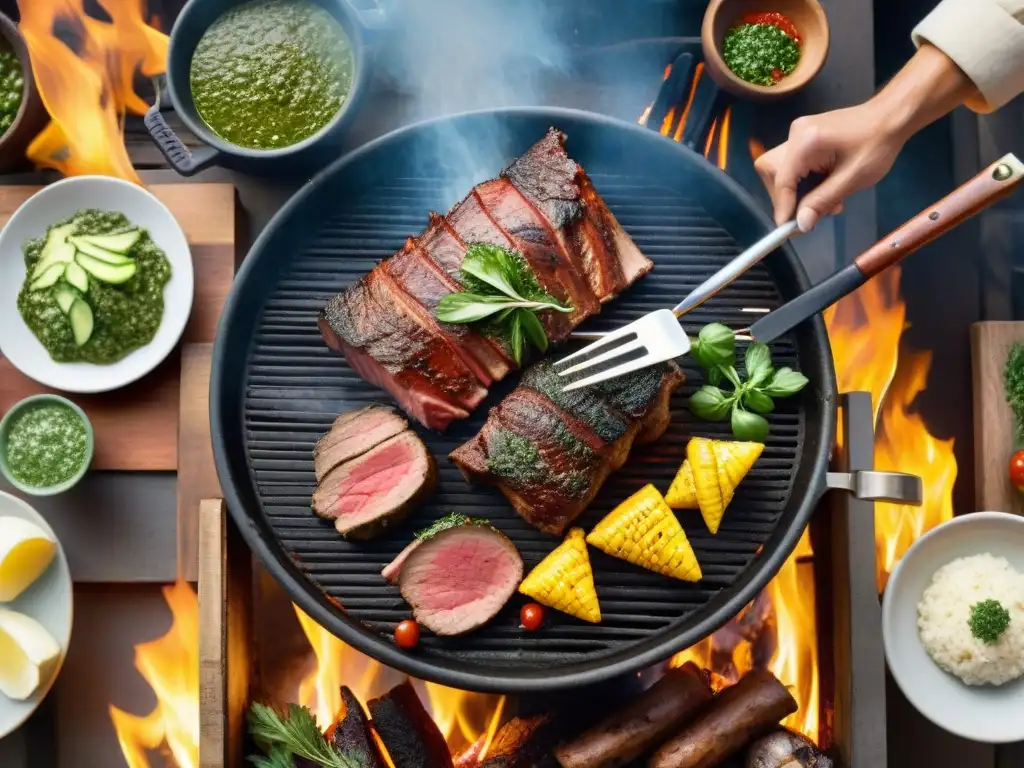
319 128 653 430
451 362 685 535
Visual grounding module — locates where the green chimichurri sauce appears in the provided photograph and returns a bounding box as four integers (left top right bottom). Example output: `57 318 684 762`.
0 39 23 136
4 403 88 488
16 211 171 365
190 0 355 150
723 22 801 87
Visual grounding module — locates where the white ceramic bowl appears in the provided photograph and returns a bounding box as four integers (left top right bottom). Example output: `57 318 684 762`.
883 511 1024 743
0 490 73 738
0 176 194 393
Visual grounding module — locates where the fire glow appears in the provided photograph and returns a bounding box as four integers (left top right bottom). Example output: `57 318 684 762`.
824 267 957 590
17 0 168 182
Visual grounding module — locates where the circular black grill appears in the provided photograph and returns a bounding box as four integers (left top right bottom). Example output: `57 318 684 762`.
213 108 835 692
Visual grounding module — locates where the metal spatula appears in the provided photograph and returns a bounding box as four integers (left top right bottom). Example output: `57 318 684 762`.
557 153 1024 391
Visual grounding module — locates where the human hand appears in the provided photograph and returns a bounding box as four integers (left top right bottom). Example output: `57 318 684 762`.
755 101 909 232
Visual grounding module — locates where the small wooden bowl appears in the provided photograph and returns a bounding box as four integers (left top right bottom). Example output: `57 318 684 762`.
702 0 829 101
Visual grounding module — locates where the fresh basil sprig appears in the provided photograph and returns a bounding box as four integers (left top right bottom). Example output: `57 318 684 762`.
435 243 572 365
688 322 809 442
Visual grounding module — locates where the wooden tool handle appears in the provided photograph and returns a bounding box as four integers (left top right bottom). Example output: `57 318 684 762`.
855 153 1024 278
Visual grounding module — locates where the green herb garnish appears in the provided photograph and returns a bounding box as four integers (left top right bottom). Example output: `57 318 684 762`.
1004 343 1024 445
687 323 809 441
435 243 572 365
969 599 1011 645
414 512 491 540
723 23 801 87
248 703 359 768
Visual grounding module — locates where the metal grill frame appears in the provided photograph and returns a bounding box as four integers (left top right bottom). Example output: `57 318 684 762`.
211 107 837 693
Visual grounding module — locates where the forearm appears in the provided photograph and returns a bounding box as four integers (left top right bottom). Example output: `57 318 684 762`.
870 43 976 144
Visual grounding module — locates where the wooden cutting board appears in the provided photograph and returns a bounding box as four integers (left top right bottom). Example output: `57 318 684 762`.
971 321 1024 515
0 184 236 470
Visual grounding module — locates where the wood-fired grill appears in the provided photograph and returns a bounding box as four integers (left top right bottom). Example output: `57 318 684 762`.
210 108 837 692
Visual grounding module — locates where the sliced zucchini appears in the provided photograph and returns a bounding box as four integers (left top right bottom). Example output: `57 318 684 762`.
75 252 137 285
75 230 141 254
53 285 77 314
31 240 75 279
28 262 66 291
68 237 133 266
40 222 76 261
64 260 89 293
68 298 93 346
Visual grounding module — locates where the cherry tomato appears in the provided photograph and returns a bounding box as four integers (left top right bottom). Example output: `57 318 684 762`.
1010 450 1024 492
395 619 420 649
521 603 545 631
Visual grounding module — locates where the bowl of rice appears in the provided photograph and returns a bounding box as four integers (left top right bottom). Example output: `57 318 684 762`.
883 511 1024 743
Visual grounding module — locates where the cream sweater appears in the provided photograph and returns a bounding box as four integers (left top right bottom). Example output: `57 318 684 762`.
912 0 1024 111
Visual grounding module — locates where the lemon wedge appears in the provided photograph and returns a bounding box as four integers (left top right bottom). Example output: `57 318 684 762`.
0 607 61 700
0 517 57 602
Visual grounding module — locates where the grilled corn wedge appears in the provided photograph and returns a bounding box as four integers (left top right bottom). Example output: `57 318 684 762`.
519 528 601 623
665 438 763 534
586 484 701 582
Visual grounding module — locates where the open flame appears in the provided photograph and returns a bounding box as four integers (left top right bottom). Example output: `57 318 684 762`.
294 605 506 760
824 268 957 590
18 0 168 182
109 581 200 768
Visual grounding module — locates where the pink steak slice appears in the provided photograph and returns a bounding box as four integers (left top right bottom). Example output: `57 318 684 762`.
398 524 524 636
313 406 409 483
312 431 437 540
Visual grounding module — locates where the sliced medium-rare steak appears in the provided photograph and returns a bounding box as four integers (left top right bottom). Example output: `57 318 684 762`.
319 270 487 430
313 431 437 539
398 523 524 635
451 362 685 534
313 406 408 482
319 128 654 430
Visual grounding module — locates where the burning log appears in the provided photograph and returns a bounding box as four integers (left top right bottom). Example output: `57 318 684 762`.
332 686 388 768
745 729 833 768
368 680 455 768
554 662 713 768
480 714 562 768
650 668 798 768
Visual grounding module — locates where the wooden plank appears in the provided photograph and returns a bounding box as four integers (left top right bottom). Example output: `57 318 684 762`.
178 343 220 582
199 498 252 768
0 183 236 471
971 321 1024 514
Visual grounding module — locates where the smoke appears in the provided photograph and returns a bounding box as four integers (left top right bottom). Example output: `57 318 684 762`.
376 0 571 205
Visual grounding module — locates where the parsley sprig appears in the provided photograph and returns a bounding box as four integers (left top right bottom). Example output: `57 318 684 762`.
969 599 1011 645
435 243 572 365
248 703 359 768
688 322 809 441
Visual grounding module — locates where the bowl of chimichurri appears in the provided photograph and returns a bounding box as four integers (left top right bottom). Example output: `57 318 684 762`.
0 395 93 496
0 176 194 393
147 0 379 177
702 0 829 101
0 14 47 174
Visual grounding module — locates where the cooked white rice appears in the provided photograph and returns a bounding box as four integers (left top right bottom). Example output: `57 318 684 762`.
917 553 1024 686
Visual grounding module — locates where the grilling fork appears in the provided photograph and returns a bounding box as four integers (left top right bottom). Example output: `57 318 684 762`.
556 152 1024 391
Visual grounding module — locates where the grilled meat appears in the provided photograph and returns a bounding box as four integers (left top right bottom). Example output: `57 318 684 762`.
398 523 524 635
318 128 653 430
313 406 408 482
312 430 437 539
450 361 684 535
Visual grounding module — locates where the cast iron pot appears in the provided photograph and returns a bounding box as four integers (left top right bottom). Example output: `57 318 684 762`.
145 0 382 176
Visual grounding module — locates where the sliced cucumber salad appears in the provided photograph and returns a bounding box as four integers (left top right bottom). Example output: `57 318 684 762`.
28 215 145 347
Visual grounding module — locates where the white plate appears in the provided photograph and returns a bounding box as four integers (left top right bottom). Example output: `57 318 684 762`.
883 511 1024 743
0 490 73 738
0 176 194 393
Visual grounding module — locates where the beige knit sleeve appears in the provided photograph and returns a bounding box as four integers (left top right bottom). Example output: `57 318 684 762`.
912 0 1024 112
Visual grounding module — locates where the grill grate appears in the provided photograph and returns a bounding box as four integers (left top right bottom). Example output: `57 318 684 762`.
242 173 805 667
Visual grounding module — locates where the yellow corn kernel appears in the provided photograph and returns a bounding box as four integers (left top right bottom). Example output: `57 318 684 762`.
665 459 698 509
519 528 601 623
682 438 763 534
587 485 701 582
